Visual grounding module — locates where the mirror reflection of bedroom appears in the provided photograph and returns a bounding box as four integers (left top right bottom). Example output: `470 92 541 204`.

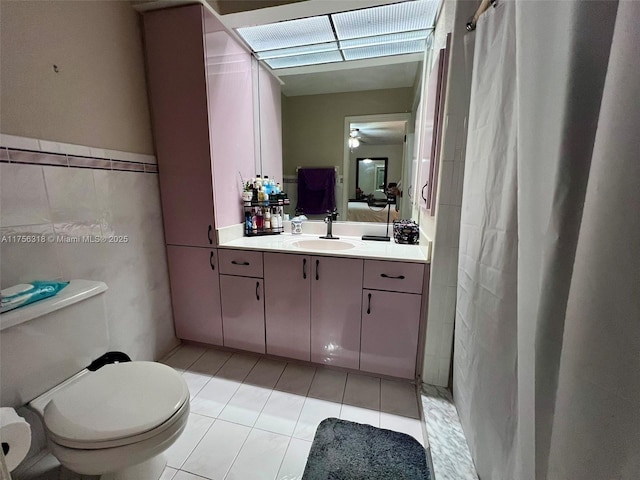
347 120 406 223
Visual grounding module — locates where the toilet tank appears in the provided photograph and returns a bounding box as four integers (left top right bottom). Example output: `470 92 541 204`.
0 280 109 407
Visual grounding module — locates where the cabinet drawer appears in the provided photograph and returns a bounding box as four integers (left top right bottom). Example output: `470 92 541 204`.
363 260 424 294
218 249 263 277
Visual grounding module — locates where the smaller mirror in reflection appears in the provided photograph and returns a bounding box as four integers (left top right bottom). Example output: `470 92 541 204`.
355 157 388 200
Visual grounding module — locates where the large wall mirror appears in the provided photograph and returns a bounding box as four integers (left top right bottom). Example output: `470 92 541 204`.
223 0 437 223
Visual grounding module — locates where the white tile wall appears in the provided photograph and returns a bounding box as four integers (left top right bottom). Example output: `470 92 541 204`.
0 153 177 364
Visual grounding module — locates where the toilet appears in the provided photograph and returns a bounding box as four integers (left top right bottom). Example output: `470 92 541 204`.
0 280 189 479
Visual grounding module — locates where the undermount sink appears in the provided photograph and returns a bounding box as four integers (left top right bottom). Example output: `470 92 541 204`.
290 239 360 251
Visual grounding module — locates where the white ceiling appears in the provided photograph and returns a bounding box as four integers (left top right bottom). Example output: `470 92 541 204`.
215 0 435 96
279 60 420 96
351 120 406 145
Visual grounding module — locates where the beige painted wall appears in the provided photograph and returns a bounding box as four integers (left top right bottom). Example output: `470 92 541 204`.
282 88 413 176
0 0 154 154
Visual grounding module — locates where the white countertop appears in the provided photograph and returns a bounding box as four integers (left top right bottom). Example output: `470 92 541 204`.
218 233 429 263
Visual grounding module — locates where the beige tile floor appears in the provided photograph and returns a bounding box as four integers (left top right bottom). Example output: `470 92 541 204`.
15 344 426 480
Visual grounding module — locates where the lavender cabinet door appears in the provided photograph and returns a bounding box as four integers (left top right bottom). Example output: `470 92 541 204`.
311 256 364 369
264 253 310 361
220 275 265 354
360 289 422 379
205 28 256 229
166 246 223 345
143 6 216 247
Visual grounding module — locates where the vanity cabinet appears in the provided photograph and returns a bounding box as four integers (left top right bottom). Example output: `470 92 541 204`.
311 256 364 370
360 260 425 379
166 246 223 345
219 249 265 354
143 5 217 248
360 290 422 378
264 253 311 361
220 275 265 354
142 4 258 243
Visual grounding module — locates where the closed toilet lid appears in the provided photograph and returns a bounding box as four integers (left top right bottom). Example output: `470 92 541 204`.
44 361 188 445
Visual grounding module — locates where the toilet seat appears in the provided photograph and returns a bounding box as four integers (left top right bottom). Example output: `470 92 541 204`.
43 361 189 450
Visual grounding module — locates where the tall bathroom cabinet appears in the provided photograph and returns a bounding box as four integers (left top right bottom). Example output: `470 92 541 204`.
142 4 281 347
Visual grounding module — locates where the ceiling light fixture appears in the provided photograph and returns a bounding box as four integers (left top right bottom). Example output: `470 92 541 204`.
235 0 438 70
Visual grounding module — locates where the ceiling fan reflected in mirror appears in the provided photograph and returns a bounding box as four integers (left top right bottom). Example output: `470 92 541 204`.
348 128 363 149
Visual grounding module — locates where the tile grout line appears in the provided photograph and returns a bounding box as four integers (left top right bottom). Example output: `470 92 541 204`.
274 435 295 480
177 417 218 472
244 359 289 428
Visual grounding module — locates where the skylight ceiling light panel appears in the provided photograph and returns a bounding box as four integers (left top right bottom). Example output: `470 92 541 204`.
257 42 338 60
342 40 426 61
237 16 335 52
332 1 438 40
264 50 343 70
339 30 429 50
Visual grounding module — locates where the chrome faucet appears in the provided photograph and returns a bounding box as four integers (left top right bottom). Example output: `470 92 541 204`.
320 210 339 239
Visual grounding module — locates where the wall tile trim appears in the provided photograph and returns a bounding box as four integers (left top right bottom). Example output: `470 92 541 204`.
0 133 156 164
1 148 157 175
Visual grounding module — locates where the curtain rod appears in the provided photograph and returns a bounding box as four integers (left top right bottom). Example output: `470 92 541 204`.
466 0 497 32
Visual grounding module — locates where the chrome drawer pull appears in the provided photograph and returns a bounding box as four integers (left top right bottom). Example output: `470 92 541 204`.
231 260 250 266
380 273 405 280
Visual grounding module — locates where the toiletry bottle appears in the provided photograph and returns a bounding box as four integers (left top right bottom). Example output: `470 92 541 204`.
264 176 271 195
256 208 264 231
264 209 271 231
251 209 258 233
275 207 282 230
245 212 252 235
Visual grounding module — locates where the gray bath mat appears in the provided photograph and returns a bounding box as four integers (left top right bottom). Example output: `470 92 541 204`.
302 417 431 480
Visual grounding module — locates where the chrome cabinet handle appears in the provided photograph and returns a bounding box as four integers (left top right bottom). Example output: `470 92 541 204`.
303 258 307 279
315 259 319 281
421 183 428 202
367 293 372 315
380 273 405 280
256 281 260 301
208 225 213 244
231 260 250 266
210 251 215 270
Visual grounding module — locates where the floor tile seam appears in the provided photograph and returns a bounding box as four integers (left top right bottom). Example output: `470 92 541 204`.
302 365 318 397
243 357 289 391
184 372 212 400
181 347 208 371
175 417 218 470
273 434 296 480
185 349 232 378
213 355 256 383
211 420 254 480
238 361 290 428
176 470 210 480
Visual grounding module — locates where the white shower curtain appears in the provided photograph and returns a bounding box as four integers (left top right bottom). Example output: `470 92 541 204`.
454 1 640 479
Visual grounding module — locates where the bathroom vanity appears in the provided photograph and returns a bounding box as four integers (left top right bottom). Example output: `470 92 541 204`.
142 4 431 381
168 235 429 380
